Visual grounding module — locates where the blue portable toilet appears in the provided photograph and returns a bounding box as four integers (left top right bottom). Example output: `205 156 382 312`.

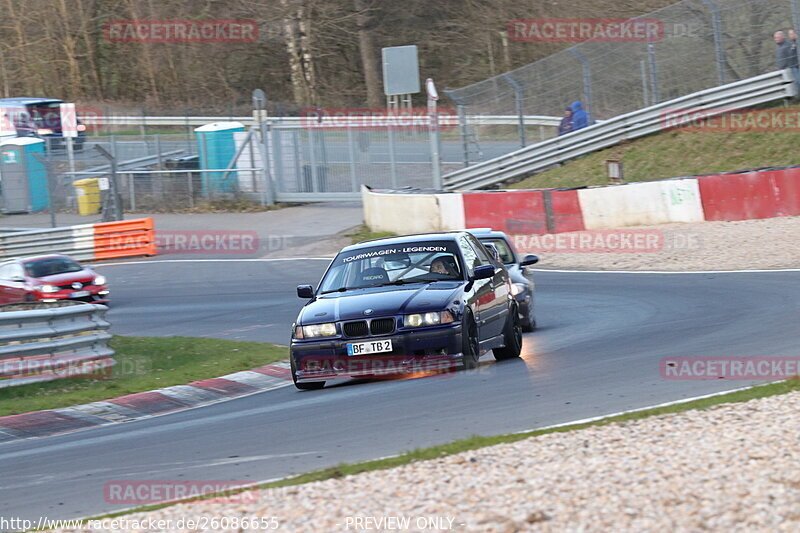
195 121 245 194
0 137 48 213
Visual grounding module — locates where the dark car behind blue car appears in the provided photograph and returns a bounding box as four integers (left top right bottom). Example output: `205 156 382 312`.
468 228 539 332
290 232 523 389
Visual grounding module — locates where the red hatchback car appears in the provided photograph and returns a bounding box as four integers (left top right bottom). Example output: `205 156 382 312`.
0 254 109 305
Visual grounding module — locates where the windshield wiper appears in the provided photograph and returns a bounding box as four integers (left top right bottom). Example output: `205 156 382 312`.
320 286 356 294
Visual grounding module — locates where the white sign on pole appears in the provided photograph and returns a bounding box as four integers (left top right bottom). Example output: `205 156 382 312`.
98 177 110 190
425 78 439 101
60 103 78 138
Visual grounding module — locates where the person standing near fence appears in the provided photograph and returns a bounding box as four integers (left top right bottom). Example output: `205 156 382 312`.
774 30 800 89
557 107 573 136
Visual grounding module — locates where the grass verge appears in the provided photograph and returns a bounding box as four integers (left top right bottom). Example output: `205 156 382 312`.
85 377 800 521
511 106 800 190
0 336 287 417
345 224 396 244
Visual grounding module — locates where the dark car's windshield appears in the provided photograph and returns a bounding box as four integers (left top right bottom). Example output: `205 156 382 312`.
24 257 83 277
480 238 515 264
319 241 463 293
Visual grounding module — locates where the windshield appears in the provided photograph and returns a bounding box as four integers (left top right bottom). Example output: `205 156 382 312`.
24 257 83 277
319 241 463 293
481 238 515 264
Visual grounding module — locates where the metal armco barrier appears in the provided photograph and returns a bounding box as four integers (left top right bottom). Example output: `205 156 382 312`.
443 70 797 190
0 217 157 262
0 302 114 388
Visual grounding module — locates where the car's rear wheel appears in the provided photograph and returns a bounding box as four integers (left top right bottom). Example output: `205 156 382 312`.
461 312 480 370
494 306 523 360
291 357 325 390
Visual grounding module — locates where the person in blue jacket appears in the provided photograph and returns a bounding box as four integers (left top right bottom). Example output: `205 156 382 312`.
570 101 589 131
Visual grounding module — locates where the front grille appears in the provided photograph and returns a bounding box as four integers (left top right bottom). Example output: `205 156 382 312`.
370 318 396 335
343 321 369 338
59 283 83 290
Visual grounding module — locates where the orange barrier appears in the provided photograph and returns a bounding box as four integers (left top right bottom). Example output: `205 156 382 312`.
93 218 158 260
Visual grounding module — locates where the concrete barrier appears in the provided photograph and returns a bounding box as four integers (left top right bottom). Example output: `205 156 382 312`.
579 179 703 229
362 186 464 233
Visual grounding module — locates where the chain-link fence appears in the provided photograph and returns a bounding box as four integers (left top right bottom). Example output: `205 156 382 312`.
0 118 455 226
445 0 797 161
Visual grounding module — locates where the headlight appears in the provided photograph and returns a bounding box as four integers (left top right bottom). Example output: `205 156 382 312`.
37 284 60 293
37 128 53 135
93 275 107 285
511 282 527 296
297 322 337 339
403 310 454 328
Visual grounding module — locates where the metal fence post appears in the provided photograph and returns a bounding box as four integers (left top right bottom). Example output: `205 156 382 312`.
702 0 727 86
793 0 800 39
640 60 650 107
647 42 661 105
94 145 123 221
568 49 594 123
259 120 276 205
387 124 398 189
502 74 526 148
346 125 358 192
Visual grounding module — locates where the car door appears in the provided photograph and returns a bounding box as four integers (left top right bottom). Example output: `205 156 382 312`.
466 234 509 338
3 263 28 303
0 263 17 304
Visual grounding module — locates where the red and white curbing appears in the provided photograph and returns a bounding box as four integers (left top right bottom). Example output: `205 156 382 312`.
0 361 293 443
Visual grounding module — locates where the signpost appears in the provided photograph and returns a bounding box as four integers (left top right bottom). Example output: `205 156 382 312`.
60 103 78 176
426 78 442 190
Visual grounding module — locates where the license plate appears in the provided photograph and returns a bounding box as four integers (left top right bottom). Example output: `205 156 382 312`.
70 290 90 297
347 339 392 356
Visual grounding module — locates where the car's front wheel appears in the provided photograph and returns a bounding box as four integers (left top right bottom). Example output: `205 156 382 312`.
494 306 523 360
461 312 480 370
291 357 325 390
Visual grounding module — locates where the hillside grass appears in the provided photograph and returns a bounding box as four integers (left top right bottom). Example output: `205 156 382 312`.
511 106 800 190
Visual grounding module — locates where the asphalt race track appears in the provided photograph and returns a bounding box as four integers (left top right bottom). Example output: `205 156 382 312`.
2 259 799 521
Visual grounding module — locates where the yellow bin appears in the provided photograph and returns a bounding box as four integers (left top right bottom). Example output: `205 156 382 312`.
73 178 101 215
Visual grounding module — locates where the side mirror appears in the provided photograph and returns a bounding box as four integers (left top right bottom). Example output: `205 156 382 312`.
520 254 539 266
296 285 314 299
472 264 495 280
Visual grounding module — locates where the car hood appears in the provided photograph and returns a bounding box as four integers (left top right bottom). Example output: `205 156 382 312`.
36 270 95 285
299 282 462 324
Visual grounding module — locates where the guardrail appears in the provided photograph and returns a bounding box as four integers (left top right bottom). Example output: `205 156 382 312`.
0 217 157 262
443 70 798 190
0 302 113 388
80 115 563 128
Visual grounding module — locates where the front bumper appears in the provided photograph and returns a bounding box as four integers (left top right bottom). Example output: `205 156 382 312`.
291 323 463 382
37 287 109 304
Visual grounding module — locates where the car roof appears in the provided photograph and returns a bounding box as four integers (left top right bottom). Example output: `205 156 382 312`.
0 97 63 106
17 254 73 263
467 228 510 239
342 231 464 253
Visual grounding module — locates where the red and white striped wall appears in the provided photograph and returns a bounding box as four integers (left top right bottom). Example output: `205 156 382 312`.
362 167 800 234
